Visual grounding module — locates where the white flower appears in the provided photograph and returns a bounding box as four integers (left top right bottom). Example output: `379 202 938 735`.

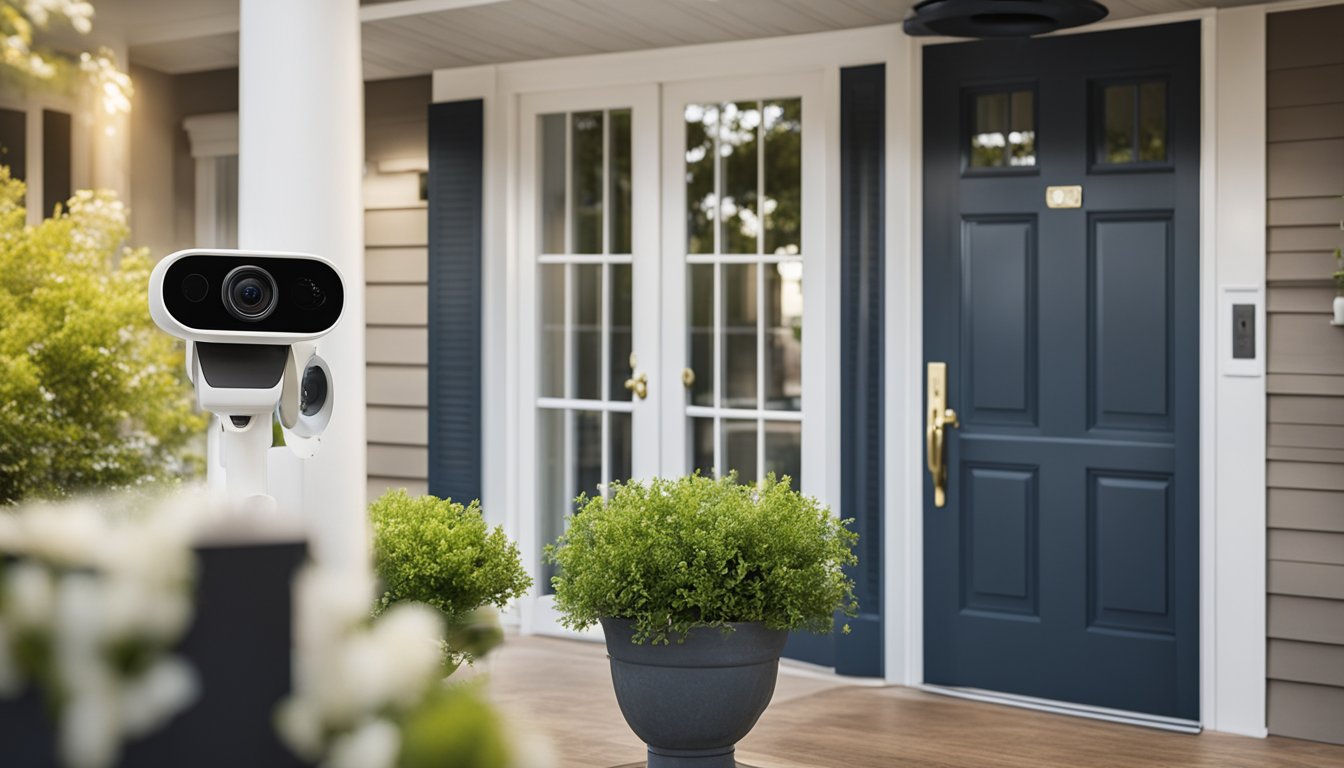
294 565 375 662
370 604 444 711
5 561 55 629
275 698 325 760
327 632 392 721
118 658 198 738
324 718 400 768
20 503 107 565
59 681 120 768
54 572 105 666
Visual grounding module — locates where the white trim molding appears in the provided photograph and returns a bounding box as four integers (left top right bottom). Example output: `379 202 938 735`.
1206 4 1269 738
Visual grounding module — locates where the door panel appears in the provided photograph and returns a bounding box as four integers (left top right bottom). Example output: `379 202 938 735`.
923 22 1200 719
520 86 660 636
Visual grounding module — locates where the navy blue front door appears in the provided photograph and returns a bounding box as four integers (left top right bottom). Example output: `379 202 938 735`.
922 23 1201 719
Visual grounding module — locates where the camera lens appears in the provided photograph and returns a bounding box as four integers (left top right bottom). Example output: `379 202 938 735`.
222 265 279 322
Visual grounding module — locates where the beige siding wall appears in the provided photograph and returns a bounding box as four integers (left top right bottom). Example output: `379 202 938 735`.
1266 5 1344 746
364 77 431 502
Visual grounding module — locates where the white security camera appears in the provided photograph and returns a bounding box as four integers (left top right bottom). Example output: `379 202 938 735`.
149 249 345 502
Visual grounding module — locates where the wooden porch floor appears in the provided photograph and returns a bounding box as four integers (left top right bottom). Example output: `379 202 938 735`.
488 634 1344 768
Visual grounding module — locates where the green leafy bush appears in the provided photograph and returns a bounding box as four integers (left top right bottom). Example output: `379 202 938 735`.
0 168 204 503
370 490 532 626
545 474 859 645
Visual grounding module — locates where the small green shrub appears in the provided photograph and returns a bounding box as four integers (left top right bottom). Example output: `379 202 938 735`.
370 490 532 626
545 474 858 645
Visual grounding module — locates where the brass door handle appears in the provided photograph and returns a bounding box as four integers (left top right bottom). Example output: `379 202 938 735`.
624 372 648 400
926 362 959 508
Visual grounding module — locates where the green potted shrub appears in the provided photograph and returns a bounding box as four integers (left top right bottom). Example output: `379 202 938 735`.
545 474 857 768
370 490 532 671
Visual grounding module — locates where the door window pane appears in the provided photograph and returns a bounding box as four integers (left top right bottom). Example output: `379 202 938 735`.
719 101 759 255
1139 82 1167 162
571 111 604 253
969 89 1035 169
42 110 71 216
574 410 603 501
764 262 802 410
722 263 758 409
1097 80 1168 166
539 264 565 397
764 421 802 487
610 263 633 402
538 408 566 593
609 109 632 254
763 99 801 255
685 103 717 254
688 264 715 406
692 417 715 477
1101 84 1136 164
573 264 602 401
540 113 566 253
722 419 757 481
610 411 632 486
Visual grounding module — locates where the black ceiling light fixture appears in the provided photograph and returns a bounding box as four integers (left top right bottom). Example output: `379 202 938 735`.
903 0 1109 38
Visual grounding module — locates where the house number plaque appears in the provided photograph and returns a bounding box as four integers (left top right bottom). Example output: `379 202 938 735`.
1046 185 1082 209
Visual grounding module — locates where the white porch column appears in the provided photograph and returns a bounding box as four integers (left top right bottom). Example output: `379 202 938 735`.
238 0 367 569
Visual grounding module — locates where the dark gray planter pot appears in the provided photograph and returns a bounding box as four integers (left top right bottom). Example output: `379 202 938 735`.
600 617 787 768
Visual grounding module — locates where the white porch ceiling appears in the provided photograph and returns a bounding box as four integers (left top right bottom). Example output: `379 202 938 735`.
100 0 1273 80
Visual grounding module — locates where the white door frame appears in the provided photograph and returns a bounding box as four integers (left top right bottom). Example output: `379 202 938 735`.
514 84 661 636
431 7 1273 735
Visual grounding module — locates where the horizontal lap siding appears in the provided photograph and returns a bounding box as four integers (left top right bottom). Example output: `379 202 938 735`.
1266 7 1344 746
364 77 432 503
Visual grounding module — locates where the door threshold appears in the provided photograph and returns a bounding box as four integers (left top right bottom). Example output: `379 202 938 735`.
778 659 887 687
919 685 1202 734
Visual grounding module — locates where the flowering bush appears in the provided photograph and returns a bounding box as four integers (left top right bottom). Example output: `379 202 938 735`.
276 565 542 768
545 474 859 645
0 493 199 768
0 1 133 116
0 169 205 503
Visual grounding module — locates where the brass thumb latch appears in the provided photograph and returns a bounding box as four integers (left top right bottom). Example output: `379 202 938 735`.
926 362 959 508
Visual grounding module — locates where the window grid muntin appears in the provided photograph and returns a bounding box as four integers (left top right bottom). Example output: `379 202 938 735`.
685 98 803 484
537 108 633 509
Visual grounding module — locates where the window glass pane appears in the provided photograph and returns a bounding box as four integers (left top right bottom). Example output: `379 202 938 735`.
722 263 758 409
1139 82 1167 162
538 407 566 593
610 263 632 402
0 107 25 184
763 98 802 255
970 90 1034 169
720 101 760 255
764 262 802 410
764 421 802 488
1101 84 1136 164
571 111 603 254
692 417 715 477
573 264 602 400
539 264 565 398
540 113 566 253
1008 91 1035 167
970 92 1007 168
610 411 631 489
688 264 715 406
685 103 717 254
608 109 632 254
574 410 603 501
722 419 757 482
42 109 70 217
